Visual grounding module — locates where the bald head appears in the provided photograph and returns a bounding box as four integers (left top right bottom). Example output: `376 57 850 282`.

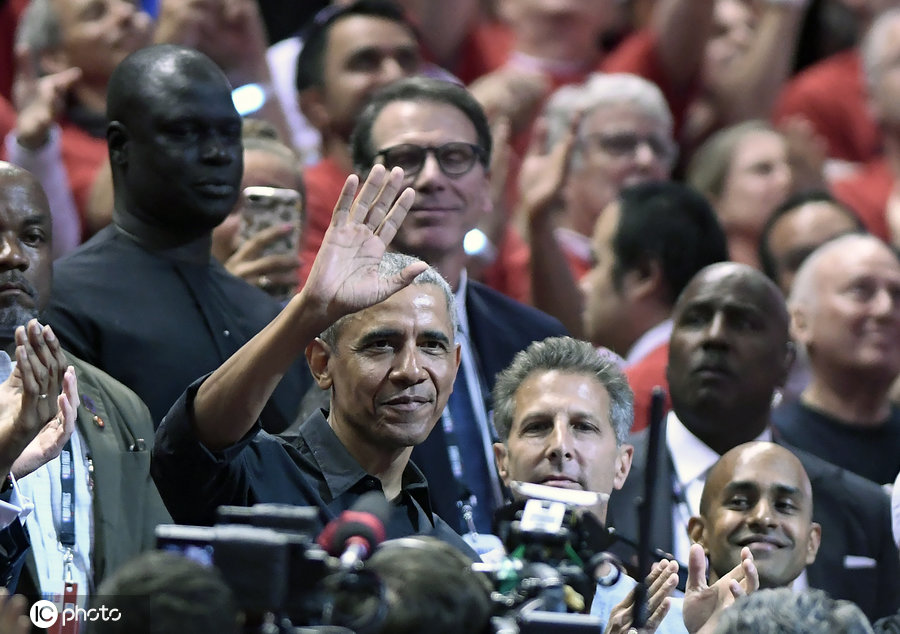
105 43 243 241
689 442 820 589
0 161 49 206
700 442 812 516
676 262 790 337
107 44 231 126
789 234 900 307
789 234 900 384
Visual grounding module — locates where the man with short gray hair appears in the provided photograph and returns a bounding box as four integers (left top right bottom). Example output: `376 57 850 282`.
528 72 677 282
491 335 760 632
774 233 900 486
492 336 635 523
523 73 682 340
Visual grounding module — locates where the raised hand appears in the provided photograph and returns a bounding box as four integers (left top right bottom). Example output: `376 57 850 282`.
469 67 548 134
683 544 758 634
605 559 679 634
517 111 581 230
11 365 78 479
0 321 71 478
12 46 81 150
301 164 425 326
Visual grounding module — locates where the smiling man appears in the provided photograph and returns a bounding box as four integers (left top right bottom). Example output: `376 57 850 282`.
774 234 900 486
489 336 764 631
152 164 474 557
607 262 900 621
688 442 821 590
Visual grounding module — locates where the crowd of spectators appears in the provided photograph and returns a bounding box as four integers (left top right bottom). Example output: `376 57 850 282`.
0 0 897 632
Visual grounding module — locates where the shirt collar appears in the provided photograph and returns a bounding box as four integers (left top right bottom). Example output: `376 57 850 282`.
301 411 369 500
626 319 673 366
667 411 773 485
300 410 437 521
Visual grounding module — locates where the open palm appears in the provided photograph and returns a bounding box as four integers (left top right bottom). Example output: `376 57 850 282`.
304 165 426 323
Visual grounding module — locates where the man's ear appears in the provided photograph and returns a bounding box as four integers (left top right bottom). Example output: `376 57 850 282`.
298 87 330 133
612 443 634 490
493 442 510 484
623 256 664 303
789 304 810 346
806 521 822 565
687 516 707 550
305 338 335 390
107 122 129 166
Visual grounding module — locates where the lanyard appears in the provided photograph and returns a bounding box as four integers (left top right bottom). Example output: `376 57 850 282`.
53 440 79 634
59 440 75 548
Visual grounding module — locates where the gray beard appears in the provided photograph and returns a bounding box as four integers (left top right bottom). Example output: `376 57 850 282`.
0 306 38 344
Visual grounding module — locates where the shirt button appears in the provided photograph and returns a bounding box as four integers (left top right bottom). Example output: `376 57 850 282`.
223 330 230 337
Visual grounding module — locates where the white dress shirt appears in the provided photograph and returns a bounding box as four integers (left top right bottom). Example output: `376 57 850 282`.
666 412 808 590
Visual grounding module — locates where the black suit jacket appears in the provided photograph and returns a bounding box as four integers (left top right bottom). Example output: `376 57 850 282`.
607 424 900 622
411 281 568 530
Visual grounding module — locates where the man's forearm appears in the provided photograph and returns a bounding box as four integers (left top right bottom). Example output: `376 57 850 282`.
192 289 328 450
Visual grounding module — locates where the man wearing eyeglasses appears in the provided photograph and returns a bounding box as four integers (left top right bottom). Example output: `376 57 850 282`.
344 77 568 538
525 74 680 334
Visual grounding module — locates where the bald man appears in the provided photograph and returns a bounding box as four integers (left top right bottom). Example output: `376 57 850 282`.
43 44 311 431
607 262 900 621
773 234 900 486
688 442 821 590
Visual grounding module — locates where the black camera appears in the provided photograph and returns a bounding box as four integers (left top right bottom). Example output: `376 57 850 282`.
480 481 622 633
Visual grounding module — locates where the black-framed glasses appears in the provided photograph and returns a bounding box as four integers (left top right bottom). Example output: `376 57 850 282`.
583 131 678 164
374 142 487 178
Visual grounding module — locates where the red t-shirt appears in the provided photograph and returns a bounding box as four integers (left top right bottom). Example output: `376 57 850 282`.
831 157 892 241
432 20 513 86
625 342 671 433
774 50 881 164
59 120 109 237
298 157 349 288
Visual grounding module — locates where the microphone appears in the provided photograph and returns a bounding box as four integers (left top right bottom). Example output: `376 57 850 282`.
317 491 391 569
632 386 666 629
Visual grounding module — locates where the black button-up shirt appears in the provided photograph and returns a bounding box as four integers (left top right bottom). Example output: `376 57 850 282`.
152 377 477 559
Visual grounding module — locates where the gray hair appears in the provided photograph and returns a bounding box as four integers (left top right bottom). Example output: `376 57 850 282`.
543 73 674 170
319 252 457 348
862 8 900 94
16 0 61 61
715 588 873 634
492 337 633 445
687 120 777 199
